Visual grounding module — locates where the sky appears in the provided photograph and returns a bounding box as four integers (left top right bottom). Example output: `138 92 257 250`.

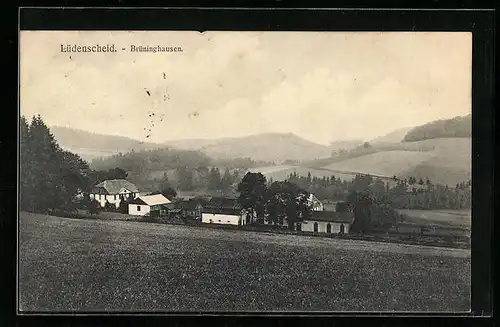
20 31 472 145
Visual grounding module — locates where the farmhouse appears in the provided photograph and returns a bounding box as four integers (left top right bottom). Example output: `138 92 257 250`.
90 179 139 208
202 197 247 226
128 194 172 216
298 211 354 234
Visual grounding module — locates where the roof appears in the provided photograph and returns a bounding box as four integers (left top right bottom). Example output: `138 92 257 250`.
94 179 139 194
129 194 172 206
305 211 354 224
174 199 204 210
202 197 242 215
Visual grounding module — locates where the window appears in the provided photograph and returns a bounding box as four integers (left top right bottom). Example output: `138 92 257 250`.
137 206 141 211
209 219 213 223
314 222 318 233
218 220 221 223
114 195 117 200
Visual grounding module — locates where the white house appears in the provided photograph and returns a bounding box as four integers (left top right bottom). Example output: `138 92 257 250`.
90 179 140 208
128 194 172 216
307 193 324 211
298 211 354 235
201 197 247 226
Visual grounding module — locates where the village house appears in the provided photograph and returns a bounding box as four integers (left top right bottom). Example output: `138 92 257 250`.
201 197 248 226
128 194 172 216
90 179 139 208
298 211 354 234
174 199 204 220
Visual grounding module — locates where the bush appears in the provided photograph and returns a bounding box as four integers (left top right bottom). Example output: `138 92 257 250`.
88 199 100 215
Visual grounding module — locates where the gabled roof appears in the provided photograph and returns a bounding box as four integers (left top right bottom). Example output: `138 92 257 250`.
174 199 204 211
306 211 354 224
94 179 139 194
202 197 242 215
129 194 171 206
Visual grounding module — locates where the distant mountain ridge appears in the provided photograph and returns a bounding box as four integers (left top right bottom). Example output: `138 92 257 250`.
194 132 332 163
50 126 162 161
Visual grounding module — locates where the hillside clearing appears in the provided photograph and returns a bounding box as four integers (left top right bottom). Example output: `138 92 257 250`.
397 209 471 228
19 212 470 312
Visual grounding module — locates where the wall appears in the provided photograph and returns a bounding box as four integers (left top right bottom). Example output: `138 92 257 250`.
128 204 151 216
301 220 350 234
90 190 138 208
202 213 244 226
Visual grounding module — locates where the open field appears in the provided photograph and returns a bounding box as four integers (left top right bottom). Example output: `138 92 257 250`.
19 212 470 312
397 209 471 228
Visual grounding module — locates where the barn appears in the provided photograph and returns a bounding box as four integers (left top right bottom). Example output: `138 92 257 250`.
128 194 172 216
299 211 355 235
201 197 247 226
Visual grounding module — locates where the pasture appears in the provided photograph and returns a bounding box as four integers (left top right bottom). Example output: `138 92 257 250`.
19 212 470 312
397 209 471 228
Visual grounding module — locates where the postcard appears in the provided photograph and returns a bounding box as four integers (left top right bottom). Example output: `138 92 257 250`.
19 30 472 312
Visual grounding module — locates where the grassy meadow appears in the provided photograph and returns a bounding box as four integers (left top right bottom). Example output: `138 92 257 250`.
19 212 470 312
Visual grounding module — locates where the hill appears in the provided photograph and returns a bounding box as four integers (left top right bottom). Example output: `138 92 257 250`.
322 138 471 186
50 126 162 161
403 114 471 142
196 133 332 163
250 138 470 186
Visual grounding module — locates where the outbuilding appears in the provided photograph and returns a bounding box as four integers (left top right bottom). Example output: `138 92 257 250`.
201 197 247 226
128 194 172 216
299 211 354 235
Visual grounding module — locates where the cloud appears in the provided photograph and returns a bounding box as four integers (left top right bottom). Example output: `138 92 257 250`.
20 31 472 144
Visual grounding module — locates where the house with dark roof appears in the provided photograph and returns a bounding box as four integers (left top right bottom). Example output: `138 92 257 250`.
90 179 140 208
174 199 204 220
298 211 355 234
201 197 247 226
128 194 172 216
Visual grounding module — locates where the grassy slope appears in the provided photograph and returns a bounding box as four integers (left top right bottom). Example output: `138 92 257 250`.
19 212 470 312
320 138 471 185
397 209 471 228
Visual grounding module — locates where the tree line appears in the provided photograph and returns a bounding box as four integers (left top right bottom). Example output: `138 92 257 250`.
237 172 403 234
285 171 471 210
20 115 92 213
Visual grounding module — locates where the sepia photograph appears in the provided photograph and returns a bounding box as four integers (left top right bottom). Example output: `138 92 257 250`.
19 30 472 312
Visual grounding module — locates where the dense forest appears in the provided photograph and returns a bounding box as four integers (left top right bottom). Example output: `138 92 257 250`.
403 114 472 142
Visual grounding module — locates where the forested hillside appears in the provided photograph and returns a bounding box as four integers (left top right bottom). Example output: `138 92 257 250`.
403 114 471 142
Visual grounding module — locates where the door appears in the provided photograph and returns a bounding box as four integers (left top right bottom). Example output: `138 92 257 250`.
326 223 331 233
313 222 318 233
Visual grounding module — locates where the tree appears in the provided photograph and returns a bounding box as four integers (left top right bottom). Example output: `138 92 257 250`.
161 186 177 200
19 115 93 214
208 167 222 190
177 166 194 191
265 181 311 229
347 190 372 233
237 172 267 224
221 167 233 190
88 199 100 215
335 201 350 212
